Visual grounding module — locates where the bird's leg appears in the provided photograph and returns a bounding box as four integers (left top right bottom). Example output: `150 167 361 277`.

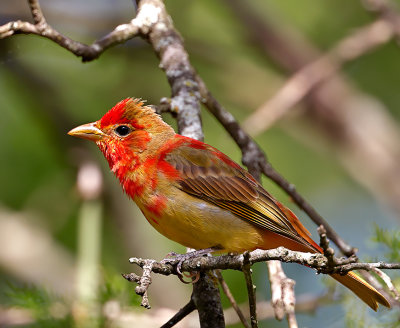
162 246 221 283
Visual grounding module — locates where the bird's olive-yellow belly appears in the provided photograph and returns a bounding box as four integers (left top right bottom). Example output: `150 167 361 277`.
139 194 264 253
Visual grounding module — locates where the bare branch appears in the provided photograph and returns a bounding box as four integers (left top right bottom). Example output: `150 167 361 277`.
317 226 358 268
362 0 400 38
0 0 140 62
27 0 46 26
216 270 251 328
127 249 400 278
243 19 393 134
160 298 196 328
267 261 297 328
125 250 399 318
243 252 258 328
141 0 203 141
371 268 400 300
123 259 155 309
225 292 332 326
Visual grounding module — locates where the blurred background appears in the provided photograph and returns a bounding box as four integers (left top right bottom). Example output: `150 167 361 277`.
0 0 400 327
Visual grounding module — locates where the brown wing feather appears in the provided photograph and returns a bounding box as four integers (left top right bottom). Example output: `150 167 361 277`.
165 145 317 250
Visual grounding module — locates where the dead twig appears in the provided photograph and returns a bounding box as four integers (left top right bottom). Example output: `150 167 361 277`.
216 270 250 328
267 260 297 328
160 298 196 328
0 0 140 61
123 259 155 309
243 252 258 328
225 293 330 326
243 19 393 135
317 226 358 268
371 267 400 301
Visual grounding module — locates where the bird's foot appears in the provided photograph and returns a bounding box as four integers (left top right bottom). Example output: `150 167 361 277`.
161 247 219 284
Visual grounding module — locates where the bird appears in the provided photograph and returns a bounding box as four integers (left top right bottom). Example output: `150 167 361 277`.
68 97 390 310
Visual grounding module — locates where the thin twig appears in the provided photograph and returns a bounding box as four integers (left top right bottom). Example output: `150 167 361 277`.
225 293 329 326
317 226 358 269
216 270 250 328
0 0 140 61
28 0 46 26
243 18 393 134
242 252 258 328
131 259 155 309
371 267 400 301
160 298 197 328
362 0 400 39
267 260 298 328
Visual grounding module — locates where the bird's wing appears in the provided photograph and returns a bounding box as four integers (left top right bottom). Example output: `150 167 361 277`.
164 143 316 248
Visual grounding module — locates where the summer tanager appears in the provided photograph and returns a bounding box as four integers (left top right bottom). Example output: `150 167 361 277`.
69 98 390 310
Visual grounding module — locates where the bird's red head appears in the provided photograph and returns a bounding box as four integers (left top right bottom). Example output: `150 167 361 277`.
68 98 175 179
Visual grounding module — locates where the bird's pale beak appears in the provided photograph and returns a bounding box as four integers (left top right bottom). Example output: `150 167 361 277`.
68 122 106 141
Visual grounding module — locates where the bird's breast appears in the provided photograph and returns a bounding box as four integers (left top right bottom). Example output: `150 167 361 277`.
137 186 265 253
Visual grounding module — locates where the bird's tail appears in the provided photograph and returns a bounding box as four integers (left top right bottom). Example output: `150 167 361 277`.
259 228 391 310
331 271 390 311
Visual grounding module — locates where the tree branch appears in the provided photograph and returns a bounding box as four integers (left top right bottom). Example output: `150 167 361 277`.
0 0 141 62
127 248 400 277
124 248 399 310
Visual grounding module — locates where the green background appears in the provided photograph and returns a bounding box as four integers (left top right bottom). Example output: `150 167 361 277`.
0 1 399 327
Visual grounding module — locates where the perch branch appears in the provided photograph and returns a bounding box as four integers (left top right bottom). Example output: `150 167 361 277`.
127 249 400 278
125 247 399 312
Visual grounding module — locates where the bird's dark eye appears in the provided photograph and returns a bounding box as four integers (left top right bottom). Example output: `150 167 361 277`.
114 125 132 137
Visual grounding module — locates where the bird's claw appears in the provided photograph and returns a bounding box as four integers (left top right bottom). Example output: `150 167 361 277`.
178 271 200 284
161 247 218 283
161 251 196 276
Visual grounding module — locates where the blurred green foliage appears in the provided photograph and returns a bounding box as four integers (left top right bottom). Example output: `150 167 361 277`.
373 225 400 263
0 0 399 327
5 284 73 327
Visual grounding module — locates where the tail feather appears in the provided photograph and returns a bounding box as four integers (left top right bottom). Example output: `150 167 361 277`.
331 271 391 311
259 232 390 310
